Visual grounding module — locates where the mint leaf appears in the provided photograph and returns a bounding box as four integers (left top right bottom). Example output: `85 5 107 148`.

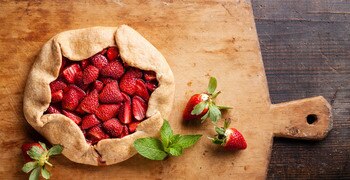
174 135 202 149
170 134 181 144
217 105 232 110
48 145 63 156
22 162 38 173
168 145 183 156
27 146 44 160
208 104 221 123
41 167 51 179
207 77 217 94
191 101 208 116
29 167 41 180
134 138 168 160
160 120 173 148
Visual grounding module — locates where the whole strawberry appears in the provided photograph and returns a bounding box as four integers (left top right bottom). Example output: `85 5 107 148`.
21 142 63 180
209 119 247 150
183 77 232 123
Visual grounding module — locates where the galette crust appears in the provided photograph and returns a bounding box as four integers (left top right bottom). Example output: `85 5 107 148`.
23 25 175 166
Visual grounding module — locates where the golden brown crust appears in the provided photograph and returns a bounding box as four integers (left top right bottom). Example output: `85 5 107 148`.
23 25 175 166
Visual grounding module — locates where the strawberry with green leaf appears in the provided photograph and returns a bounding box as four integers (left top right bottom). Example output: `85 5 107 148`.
133 120 202 160
21 142 63 180
183 77 232 123
209 119 247 150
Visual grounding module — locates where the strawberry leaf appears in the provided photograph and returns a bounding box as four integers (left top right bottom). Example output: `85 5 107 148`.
29 167 41 180
38 142 47 150
168 145 183 156
200 111 210 123
217 105 232 110
134 138 168 160
160 119 173 148
173 135 202 149
48 145 63 156
191 101 208 116
22 162 38 173
41 167 51 179
208 104 221 123
215 127 225 135
207 77 217 94
27 146 44 160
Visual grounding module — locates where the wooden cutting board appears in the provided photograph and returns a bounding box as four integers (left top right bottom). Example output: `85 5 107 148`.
0 0 332 179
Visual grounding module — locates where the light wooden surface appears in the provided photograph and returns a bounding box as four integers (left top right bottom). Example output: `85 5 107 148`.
0 0 332 179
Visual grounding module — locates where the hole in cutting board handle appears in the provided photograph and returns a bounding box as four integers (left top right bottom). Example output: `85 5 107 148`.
306 114 318 124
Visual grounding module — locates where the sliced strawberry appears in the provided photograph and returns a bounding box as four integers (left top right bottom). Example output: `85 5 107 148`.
62 85 86 111
91 54 108 69
62 110 82 125
145 82 157 92
81 114 100 130
144 71 156 82
51 90 63 103
102 118 123 137
106 47 119 61
132 96 147 121
99 77 116 84
87 126 109 144
118 93 132 124
74 70 84 87
135 79 150 101
93 80 104 92
99 81 124 103
78 90 99 113
50 80 67 92
100 61 124 79
119 68 142 95
81 59 90 69
99 48 107 55
83 65 99 85
95 104 121 121
62 64 82 83
46 105 61 114
120 125 129 138
75 105 86 115
128 121 140 133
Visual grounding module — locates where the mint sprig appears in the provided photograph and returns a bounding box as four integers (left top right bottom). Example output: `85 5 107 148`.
134 120 202 160
22 142 63 180
191 76 232 123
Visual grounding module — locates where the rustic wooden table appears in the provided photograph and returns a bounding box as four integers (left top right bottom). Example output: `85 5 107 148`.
252 0 350 179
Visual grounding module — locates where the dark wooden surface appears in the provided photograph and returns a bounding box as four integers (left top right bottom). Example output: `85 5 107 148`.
251 0 350 179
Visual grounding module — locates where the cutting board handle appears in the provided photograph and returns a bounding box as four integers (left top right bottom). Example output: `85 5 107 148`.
271 96 332 140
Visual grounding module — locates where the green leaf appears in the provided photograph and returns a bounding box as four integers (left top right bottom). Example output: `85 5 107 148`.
48 145 63 156
191 101 208 116
207 77 217 94
22 162 38 173
41 167 51 179
29 167 41 180
170 134 181 144
173 135 202 149
134 138 168 160
200 111 210 123
27 146 44 160
38 142 47 150
168 145 183 156
160 120 173 148
217 105 232 110
215 127 225 135
208 104 221 123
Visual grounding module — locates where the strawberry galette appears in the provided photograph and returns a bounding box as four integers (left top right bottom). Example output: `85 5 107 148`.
23 25 174 165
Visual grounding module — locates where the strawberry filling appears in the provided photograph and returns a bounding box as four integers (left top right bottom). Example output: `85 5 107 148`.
45 46 159 144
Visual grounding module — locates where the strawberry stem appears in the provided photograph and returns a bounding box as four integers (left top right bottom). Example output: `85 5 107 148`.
211 91 221 99
45 161 53 167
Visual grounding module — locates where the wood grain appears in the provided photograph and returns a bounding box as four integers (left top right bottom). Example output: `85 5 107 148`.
251 0 350 178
